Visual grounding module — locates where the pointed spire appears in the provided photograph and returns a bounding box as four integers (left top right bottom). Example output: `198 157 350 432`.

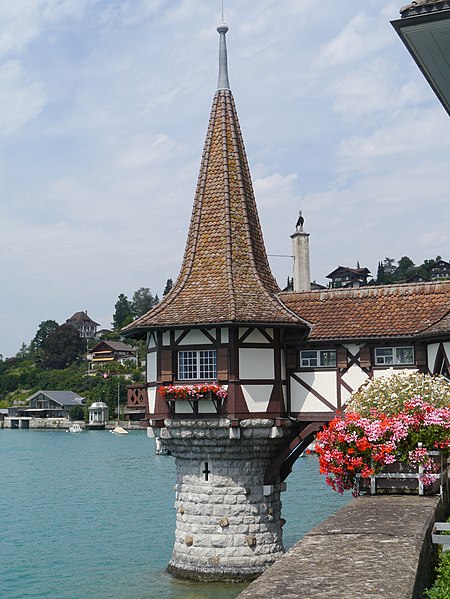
217 22 230 90
124 17 306 333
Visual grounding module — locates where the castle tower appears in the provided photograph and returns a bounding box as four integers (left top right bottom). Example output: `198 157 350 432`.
124 19 309 582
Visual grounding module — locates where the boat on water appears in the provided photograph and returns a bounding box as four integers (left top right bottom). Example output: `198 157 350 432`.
110 426 128 435
68 423 83 433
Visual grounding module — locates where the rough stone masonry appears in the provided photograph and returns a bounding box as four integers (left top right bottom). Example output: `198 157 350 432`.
161 418 294 582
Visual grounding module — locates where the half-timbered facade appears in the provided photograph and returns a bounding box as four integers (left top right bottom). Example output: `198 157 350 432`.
123 15 450 584
281 281 450 420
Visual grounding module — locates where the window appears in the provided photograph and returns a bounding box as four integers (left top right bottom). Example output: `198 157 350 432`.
299 349 336 368
374 346 414 366
178 350 217 380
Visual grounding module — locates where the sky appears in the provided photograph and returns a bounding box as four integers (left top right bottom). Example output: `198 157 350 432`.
1 0 449 358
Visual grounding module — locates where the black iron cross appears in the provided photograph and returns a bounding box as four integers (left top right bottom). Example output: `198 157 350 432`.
203 462 211 481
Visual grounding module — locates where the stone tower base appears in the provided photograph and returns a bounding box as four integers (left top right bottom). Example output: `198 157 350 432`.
161 418 293 582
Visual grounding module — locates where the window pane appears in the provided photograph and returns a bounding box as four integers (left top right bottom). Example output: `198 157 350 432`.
375 348 393 365
395 347 414 365
320 350 336 367
178 351 197 380
199 350 217 379
299 351 318 367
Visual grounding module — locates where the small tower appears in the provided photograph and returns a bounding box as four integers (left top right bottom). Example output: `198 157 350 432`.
124 19 309 582
291 211 311 292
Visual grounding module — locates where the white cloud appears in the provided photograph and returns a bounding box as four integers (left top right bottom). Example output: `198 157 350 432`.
0 61 47 135
1 0 450 356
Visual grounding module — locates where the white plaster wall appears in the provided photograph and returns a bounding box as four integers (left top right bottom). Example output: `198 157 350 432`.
341 365 369 404
178 330 214 345
242 328 273 343
343 343 363 358
239 348 274 379
290 371 337 413
427 344 439 373
163 331 171 346
445 343 450 361
241 385 273 412
147 332 157 349
148 388 156 413
221 328 229 343
147 352 157 383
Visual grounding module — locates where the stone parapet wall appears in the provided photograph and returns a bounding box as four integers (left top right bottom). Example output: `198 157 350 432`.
237 494 444 598
161 418 295 582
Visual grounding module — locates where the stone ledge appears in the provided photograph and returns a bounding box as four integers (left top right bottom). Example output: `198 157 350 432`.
237 495 444 599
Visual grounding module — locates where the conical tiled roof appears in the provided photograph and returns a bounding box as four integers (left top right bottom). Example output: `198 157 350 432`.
124 26 305 333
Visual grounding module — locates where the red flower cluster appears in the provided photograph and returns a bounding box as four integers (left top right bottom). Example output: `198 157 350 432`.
159 383 228 401
315 397 450 496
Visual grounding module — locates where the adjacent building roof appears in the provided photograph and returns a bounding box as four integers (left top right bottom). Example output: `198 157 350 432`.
400 1 450 17
124 25 308 335
91 341 137 352
326 266 371 279
66 311 100 327
280 281 450 341
26 390 85 406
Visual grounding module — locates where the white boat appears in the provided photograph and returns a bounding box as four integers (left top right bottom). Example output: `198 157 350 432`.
68 423 83 433
110 426 128 435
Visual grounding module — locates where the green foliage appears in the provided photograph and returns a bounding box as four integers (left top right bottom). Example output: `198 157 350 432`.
32 320 60 350
69 405 85 421
424 547 450 598
131 287 159 318
163 278 173 296
112 294 134 330
40 324 85 369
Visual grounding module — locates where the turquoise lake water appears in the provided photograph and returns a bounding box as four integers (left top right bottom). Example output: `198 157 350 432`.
0 429 350 599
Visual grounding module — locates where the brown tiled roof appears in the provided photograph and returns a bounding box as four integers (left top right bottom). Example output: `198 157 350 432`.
400 1 450 17
124 89 306 333
417 310 450 337
66 311 100 326
279 281 450 341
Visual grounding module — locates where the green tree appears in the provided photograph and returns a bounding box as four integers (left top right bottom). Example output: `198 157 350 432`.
112 294 133 330
41 324 85 369
32 320 60 350
382 257 396 284
376 261 386 285
163 278 173 296
131 287 159 318
394 256 415 281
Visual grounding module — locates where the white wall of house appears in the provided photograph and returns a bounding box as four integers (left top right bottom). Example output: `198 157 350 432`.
290 370 337 413
147 352 157 384
239 348 275 380
242 385 273 412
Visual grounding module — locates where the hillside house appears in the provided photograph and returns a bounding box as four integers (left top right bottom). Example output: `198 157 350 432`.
66 311 100 339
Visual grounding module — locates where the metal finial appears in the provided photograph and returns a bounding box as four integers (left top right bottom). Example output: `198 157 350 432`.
217 16 230 90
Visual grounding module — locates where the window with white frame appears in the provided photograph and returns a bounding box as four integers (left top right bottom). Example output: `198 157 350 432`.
374 346 414 366
299 349 337 368
178 350 217 380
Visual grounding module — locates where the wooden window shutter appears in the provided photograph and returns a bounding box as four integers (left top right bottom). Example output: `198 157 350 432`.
359 345 371 368
337 347 347 369
217 347 228 381
160 349 173 382
415 344 427 367
286 349 297 370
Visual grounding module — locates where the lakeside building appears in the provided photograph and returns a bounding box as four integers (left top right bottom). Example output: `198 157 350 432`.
123 12 450 584
7 390 85 429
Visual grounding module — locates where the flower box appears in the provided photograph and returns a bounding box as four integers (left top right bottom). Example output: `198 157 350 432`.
159 384 227 417
357 450 449 496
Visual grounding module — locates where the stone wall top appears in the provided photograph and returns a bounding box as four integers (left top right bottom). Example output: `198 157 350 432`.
237 495 443 598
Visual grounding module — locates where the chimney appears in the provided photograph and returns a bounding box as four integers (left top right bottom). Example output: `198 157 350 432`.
291 210 311 292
